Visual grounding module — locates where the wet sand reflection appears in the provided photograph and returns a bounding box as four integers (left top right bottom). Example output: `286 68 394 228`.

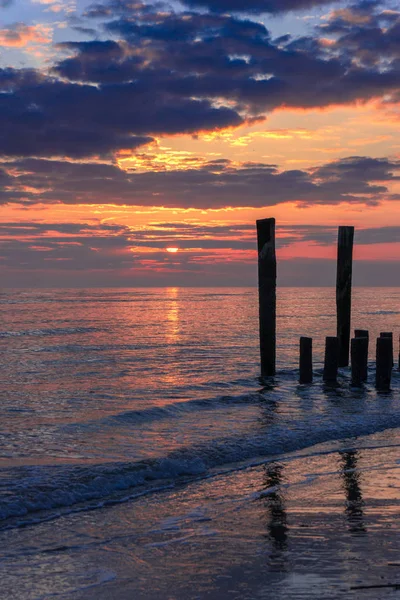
262 463 289 565
340 450 366 534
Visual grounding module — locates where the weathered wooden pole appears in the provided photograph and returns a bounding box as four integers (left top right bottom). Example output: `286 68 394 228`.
299 337 313 384
257 218 276 377
376 337 392 391
398 334 400 371
336 226 354 367
354 330 369 381
380 332 393 367
351 337 365 387
323 336 339 383
355 329 369 339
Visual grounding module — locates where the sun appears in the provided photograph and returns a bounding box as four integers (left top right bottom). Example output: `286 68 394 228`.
166 247 179 253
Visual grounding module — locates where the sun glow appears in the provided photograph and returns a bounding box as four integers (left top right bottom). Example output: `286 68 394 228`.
166 247 179 253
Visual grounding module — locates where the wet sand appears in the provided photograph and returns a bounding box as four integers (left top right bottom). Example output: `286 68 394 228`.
1 428 400 599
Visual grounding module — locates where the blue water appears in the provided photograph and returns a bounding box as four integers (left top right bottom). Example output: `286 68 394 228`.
0 287 398 523
0 287 399 597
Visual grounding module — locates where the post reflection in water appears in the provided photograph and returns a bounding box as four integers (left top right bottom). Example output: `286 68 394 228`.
340 450 366 534
262 463 289 565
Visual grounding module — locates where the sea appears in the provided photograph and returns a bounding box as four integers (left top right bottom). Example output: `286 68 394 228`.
0 287 399 599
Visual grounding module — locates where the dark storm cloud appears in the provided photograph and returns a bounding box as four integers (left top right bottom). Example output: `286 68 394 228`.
179 0 335 14
1 4 399 160
0 65 240 158
1 156 398 208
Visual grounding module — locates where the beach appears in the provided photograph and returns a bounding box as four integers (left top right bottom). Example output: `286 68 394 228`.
0 428 399 599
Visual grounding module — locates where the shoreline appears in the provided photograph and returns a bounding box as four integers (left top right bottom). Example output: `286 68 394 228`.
1 428 399 599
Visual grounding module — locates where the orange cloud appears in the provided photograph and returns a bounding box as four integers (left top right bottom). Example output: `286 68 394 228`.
326 8 372 25
32 0 74 13
117 144 222 173
0 23 52 48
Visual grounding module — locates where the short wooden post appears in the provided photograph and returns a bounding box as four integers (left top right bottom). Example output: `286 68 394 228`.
380 332 393 367
257 218 276 377
351 337 365 387
336 226 354 367
299 337 313 384
355 330 369 381
324 336 339 383
355 329 369 339
398 334 400 371
376 337 392 391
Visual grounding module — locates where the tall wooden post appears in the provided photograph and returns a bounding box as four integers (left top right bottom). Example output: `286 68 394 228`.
336 226 354 367
257 218 276 376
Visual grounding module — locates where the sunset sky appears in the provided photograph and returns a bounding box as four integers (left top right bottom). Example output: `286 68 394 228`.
1 0 399 286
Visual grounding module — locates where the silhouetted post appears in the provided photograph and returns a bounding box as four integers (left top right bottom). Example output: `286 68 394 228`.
355 329 369 339
376 337 392 391
324 336 339 383
398 334 400 371
380 332 393 367
299 337 313 384
257 218 276 377
355 330 369 381
336 226 354 367
351 337 365 387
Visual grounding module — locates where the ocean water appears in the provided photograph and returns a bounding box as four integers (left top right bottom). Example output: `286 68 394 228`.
0 287 399 597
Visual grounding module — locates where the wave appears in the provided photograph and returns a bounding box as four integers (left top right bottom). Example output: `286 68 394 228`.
0 327 104 338
63 391 269 431
2 407 400 530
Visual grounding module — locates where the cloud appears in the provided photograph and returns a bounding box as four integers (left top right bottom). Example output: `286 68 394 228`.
0 5 399 160
0 23 52 47
1 155 399 208
179 0 336 15
1 220 400 288
318 3 400 67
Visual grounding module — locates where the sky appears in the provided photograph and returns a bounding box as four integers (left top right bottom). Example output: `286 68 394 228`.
0 0 399 287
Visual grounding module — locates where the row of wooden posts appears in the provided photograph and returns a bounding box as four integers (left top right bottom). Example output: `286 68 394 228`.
257 218 398 391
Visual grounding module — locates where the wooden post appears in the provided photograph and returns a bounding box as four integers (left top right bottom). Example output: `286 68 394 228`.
380 332 393 367
323 336 339 383
355 330 369 381
299 337 313 384
376 337 392 391
336 226 354 367
257 218 276 377
398 334 400 371
355 329 369 339
351 337 365 387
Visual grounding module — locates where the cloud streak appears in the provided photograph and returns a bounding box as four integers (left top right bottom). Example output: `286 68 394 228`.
180 0 336 14
1 220 400 288
1 155 399 208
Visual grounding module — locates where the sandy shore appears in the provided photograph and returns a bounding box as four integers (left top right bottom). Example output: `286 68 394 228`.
1 428 400 599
